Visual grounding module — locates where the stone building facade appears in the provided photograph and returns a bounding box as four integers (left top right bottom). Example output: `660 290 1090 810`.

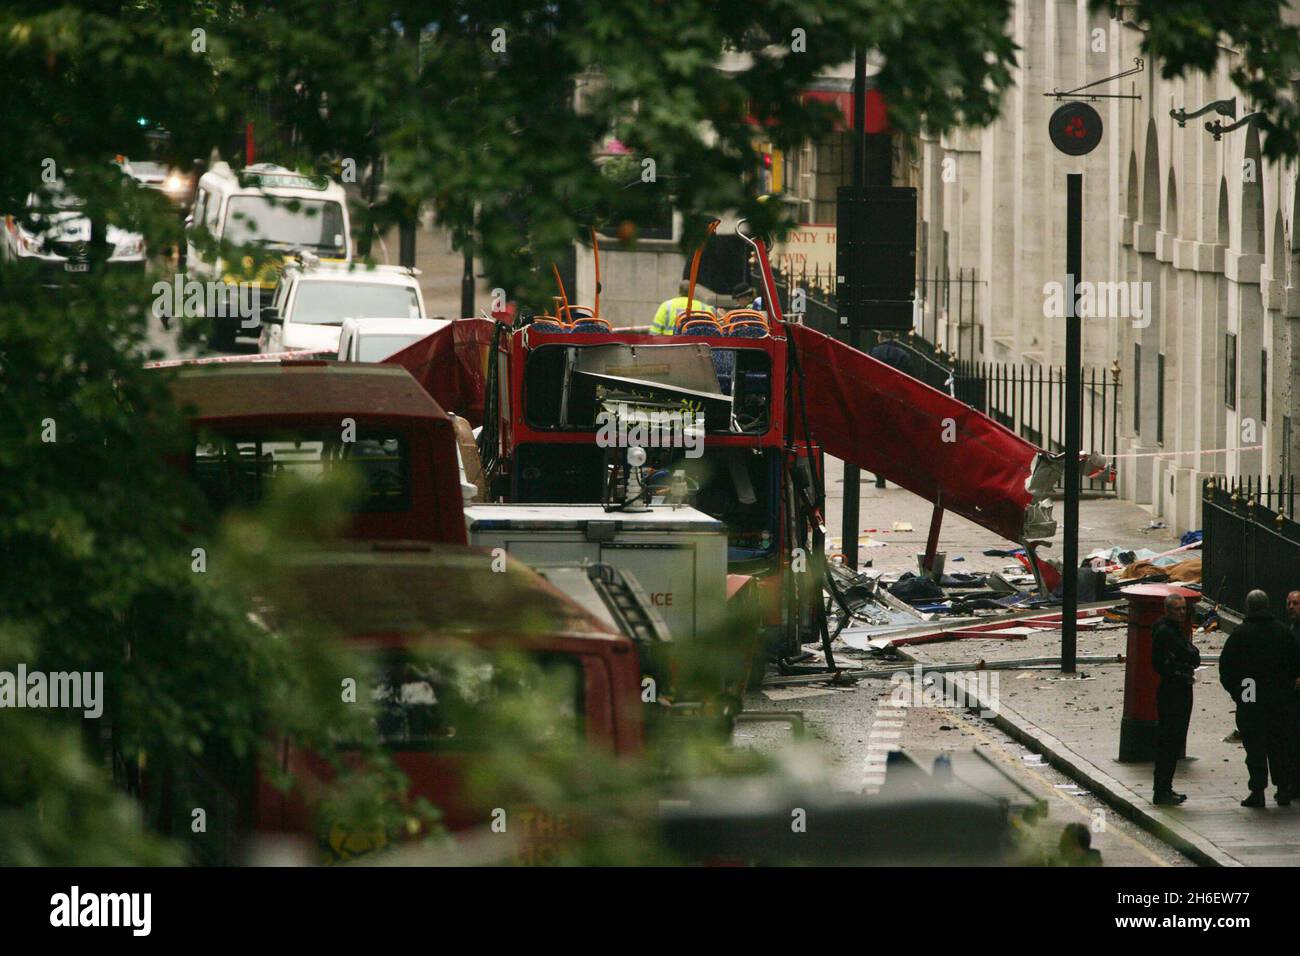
917 1 1300 535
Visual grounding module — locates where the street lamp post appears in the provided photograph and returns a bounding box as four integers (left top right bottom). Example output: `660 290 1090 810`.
841 45 868 570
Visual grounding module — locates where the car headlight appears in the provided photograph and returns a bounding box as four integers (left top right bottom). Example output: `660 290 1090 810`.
163 172 190 196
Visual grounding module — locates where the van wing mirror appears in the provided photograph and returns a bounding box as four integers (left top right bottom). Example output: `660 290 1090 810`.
260 305 281 325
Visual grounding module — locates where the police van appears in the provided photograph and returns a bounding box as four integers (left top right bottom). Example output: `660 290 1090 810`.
185 162 352 348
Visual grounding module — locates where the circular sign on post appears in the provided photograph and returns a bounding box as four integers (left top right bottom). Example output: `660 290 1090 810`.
1049 101 1103 156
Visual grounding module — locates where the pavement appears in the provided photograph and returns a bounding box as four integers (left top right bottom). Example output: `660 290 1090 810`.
746 457 1300 866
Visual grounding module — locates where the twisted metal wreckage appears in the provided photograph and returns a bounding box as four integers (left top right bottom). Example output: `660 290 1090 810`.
384 222 1085 672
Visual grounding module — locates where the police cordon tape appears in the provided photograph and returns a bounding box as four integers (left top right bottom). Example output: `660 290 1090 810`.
143 350 333 369
1108 444 1264 459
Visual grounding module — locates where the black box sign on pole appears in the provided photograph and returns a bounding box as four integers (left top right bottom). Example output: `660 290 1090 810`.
835 185 917 331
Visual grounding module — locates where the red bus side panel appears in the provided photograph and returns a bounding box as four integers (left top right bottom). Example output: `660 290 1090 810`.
786 323 1036 544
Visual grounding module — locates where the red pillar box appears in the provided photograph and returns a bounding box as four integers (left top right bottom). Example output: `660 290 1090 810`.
1118 582 1201 762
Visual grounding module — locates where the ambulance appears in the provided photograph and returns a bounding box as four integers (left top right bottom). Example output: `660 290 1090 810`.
185 162 351 348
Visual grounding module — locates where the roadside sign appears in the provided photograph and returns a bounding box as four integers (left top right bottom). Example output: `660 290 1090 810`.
1048 101 1103 156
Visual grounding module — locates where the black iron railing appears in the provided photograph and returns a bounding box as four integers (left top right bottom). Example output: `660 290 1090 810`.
953 360 1121 495
1203 475 1300 618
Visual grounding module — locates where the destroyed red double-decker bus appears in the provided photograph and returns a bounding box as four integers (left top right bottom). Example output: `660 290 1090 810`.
380 227 1059 674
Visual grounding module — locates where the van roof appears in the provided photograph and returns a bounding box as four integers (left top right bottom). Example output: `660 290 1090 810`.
168 361 450 423
286 261 421 287
201 161 347 201
260 545 625 644
341 317 450 335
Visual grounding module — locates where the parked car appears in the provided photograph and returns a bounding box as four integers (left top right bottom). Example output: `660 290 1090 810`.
121 158 195 210
3 182 145 280
259 260 426 355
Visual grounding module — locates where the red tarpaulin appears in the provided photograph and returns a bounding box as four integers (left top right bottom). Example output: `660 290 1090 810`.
786 324 1037 543
384 317 497 428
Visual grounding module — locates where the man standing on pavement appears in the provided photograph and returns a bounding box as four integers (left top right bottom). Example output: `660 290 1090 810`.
1151 593 1199 806
1219 589 1297 808
1285 589 1300 795
731 281 762 312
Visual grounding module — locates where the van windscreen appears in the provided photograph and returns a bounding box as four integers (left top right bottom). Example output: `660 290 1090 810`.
293 283 421 326
225 196 346 256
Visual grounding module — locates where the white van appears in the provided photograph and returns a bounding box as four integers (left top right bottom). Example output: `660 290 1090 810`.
259 260 428 355
185 162 351 348
337 316 449 363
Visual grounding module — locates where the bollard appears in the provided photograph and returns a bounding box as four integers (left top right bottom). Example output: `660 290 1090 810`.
1117 582 1201 762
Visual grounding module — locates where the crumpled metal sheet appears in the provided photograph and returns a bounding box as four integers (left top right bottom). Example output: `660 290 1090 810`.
384 317 496 428
787 323 1038 543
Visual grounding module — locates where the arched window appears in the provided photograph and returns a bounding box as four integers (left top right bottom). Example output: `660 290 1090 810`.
1165 173 1178 238
1241 127 1264 255
1141 120 1160 227
1217 178 1230 247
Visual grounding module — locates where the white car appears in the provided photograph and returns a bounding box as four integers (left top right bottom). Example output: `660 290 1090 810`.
337 316 449 362
3 184 145 279
259 260 427 355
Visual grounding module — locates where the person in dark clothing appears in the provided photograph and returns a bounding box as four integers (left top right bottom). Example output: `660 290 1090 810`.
730 281 762 312
869 331 916 376
1288 590 1300 794
1152 593 1199 805
1219 589 1298 807
870 332 915 487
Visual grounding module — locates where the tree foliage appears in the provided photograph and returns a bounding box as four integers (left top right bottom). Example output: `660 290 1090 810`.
3 0 1300 864
1112 0 1300 161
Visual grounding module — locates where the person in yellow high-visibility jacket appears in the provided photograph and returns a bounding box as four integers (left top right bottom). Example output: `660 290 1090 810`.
650 280 716 335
